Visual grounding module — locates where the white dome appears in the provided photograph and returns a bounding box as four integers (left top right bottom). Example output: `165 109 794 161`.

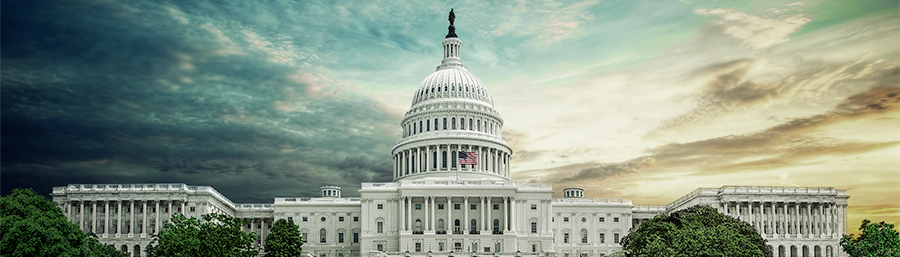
411 66 493 107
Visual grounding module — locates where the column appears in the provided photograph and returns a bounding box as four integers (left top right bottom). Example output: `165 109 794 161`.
424 196 430 230
105 201 110 235
407 196 412 231
795 203 800 236
117 201 122 235
156 201 161 234
511 197 516 232
503 197 509 231
67 202 72 223
92 201 97 234
168 201 173 224
771 202 777 236
464 197 469 233
400 196 406 231
487 197 492 231
431 196 436 231
79 202 85 231
480 197 486 231
181 201 186 214
142 201 148 235
447 197 452 233
130 201 135 234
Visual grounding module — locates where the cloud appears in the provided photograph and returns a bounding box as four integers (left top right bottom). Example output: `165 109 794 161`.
695 7 810 49
514 156 655 184
481 1 598 46
647 85 900 174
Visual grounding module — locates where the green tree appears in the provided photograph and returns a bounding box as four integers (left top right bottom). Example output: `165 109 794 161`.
841 219 900 257
147 213 258 257
621 205 769 257
1 188 128 257
264 218 304 257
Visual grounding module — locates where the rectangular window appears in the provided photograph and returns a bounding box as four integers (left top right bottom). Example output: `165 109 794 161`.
470 204 477 210
614 217 619 222
302 233 308 243
377 204 383 209
454 204 460 210
302 217 308 222
484 247 490 253
614 233 620 243
354 217 359 222
339 233 344 243
495 243 501 252
532 244 537 252
377 244 384 251
564 217 569 222
531 204 537 210
599 233 605 243
438 204 444 210
415 204 422 210
415 243 422 252
564 233 569 243
353 233 359 243
189 207 196 212
493 204 499 210
599 217 605 222
377 222 384 233
531 222 537 233
455 242 462 252
288 217 293 221
439 242 445 251
339 217 344 222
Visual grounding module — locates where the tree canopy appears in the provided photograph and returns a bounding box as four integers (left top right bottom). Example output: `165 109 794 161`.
147 213 258 257
621 205 769 257
264 218 304 257
841 219 900 257
1 188 128 257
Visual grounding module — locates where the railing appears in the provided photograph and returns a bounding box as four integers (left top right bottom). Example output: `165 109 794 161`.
453 230 463 235
492 231 503 235
469 231 480 235
412 231 424 235
436 231 447 234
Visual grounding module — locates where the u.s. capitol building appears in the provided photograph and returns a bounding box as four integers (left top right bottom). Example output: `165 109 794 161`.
51 14 849 257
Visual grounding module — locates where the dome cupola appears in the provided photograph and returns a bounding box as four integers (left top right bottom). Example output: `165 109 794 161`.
391 10 512 181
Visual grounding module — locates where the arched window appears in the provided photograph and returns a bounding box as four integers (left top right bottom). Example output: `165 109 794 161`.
444 86 448 91
320 228 327 243
470 219 477 232
451 151 457 167
438 219 445 231
469 119 473 130
454 219 461 233
415 219 422 232
443 118 447 129
581 229 588 243
419 121 423 132
426 122 430 131
434 119 438 130
452 118 456 129
413 123 416 135
461 118 465 130
411 158 415 173
493 219 500 232
452 86 455 91
433 152 437 169
465 86 469 92
134 245 140 256
477 120 481 131
442 151 447 168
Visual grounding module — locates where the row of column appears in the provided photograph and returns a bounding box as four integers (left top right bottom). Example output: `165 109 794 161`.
403 116 501 138
399 196 516 233
65 200 186 236
394 144 510 179
722 201 846 237
245 218 273 247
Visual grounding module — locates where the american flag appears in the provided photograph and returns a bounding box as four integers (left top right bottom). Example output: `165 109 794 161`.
458 151 477 165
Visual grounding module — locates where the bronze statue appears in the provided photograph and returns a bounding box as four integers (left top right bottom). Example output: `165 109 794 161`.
449 8 455 25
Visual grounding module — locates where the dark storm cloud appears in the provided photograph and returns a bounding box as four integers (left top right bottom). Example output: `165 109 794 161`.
1 0 398 202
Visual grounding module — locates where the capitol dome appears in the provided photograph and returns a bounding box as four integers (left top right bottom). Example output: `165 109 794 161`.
391 19 511 182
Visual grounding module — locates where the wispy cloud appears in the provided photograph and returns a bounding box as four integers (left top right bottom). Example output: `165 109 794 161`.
695 6 810 49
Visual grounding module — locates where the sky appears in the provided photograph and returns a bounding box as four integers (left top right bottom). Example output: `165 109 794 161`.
1 0 897 235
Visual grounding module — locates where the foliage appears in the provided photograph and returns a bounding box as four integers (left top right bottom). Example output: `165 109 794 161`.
0 188 128 257
147 213 258 257
264 218 304 257
841 219 900 257
621 205 769 257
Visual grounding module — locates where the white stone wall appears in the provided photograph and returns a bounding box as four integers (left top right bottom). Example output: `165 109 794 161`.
550 198 633 257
